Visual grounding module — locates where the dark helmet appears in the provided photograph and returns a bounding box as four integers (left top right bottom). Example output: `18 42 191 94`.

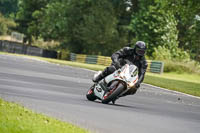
134 41 146 56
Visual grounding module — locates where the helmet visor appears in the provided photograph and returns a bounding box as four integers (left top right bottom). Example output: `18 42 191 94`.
136 47 145 56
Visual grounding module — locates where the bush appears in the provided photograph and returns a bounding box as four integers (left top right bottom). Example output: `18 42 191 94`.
60 49 70 60
163 60 200 74
0 13 16 35
32 38 60 50
172 48 190 62
152 46 199 74
130 4 179 56
152 46 172 60
152 46 190 62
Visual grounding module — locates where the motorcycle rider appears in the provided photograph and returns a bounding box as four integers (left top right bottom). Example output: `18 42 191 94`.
93 41 148 96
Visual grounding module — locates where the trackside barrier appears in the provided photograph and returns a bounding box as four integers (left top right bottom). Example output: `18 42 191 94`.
85 55 98 64
70 53 76 61
97 56 112 66
0 40 57 58
70 53 164 74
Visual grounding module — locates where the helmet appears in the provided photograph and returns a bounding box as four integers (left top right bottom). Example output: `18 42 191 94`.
134 41 146 56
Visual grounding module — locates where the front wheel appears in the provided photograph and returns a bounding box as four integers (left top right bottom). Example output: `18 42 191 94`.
102 82 125 104
86 84 97 101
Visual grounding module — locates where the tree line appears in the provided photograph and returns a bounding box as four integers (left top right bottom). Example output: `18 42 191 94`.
0 0 200 62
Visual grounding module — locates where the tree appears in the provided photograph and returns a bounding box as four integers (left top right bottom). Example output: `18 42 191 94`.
160 0 200 60
38 0 120 55
0 0 18 17
110 0 141 45
12 0 200 60
16 0 50 44
0 13 16 35
130 0 179 56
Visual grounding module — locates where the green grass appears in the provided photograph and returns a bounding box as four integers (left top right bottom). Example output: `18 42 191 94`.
144 75 200 97
147 72 200 84
0 52 200 97
0 99 89 133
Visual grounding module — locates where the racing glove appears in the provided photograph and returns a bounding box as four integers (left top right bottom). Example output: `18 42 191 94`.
114 62 121 69
135 81 140 89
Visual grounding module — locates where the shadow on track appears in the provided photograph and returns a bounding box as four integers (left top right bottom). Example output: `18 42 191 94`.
86 100 139 109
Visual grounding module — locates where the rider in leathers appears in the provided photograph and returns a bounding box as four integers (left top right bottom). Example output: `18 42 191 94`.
93 41 148 96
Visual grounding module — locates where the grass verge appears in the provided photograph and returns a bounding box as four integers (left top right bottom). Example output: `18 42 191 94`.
144 75 200 97
0 52 200 97
0 99 89 133
147 72 200 84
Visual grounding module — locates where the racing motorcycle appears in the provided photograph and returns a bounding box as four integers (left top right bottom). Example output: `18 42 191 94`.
86 63 139 104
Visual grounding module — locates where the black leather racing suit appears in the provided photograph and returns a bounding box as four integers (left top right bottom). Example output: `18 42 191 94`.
101 47 148 95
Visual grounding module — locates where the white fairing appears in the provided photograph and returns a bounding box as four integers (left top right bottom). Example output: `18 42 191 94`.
94 84 105 99
105 64 138 89
93 64 139 100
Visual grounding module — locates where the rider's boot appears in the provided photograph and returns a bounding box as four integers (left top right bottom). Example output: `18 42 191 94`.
92 68 110 83
92 71 104 83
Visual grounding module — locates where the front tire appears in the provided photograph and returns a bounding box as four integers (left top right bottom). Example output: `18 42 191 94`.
86 84 97 101
102 82 125 104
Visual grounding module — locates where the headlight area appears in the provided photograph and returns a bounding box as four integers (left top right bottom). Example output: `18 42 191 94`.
127 81 135 88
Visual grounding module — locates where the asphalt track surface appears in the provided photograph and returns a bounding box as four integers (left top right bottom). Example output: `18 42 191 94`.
0 54 200 133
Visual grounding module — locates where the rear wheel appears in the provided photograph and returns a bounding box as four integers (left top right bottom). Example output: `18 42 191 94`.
86 84 97 101
102 81 125 104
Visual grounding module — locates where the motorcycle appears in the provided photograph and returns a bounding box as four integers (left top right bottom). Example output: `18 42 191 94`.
86 63 139 104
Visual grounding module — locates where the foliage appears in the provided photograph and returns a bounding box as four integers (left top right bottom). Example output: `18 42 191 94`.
160 0 200 61
187 16 200 61
32 37 60 50
152 46 199 74
16 0 50 44
152 46 190 62
38 0 121 55
163 60 199 74
152 46 172 60
59 49 70 60
14 0 141 55
130 1 179 56
2 0 199 63
0 0 18 17
0 13 16 35
111 0 139 45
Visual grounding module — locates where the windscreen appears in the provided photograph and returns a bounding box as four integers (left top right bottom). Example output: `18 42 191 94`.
129 65 138 77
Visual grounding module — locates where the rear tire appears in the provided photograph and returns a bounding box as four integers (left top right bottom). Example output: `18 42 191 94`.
102 82 125 104
86 84 97 101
